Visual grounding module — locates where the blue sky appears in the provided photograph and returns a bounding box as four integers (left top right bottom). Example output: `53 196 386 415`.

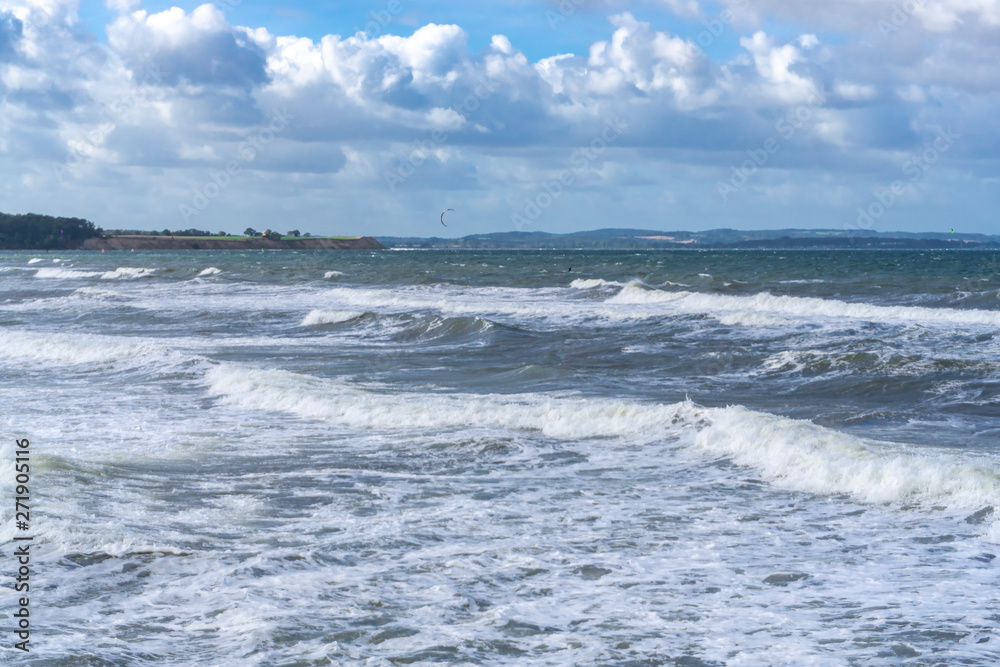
1 0 998 237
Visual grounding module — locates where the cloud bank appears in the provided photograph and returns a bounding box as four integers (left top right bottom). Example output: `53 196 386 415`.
1 0 997 235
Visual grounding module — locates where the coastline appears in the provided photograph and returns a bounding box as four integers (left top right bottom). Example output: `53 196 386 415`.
79 235 385 251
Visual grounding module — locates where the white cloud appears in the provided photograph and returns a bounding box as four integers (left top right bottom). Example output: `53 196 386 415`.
107 4 268 87
836 82 877 101
738 31 822 105
0 1 997 234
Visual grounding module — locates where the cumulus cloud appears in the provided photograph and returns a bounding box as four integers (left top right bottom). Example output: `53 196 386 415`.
107 5 268 88
0 0 996 234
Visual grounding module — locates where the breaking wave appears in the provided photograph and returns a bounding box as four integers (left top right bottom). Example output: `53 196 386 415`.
609 283 1000 327
204 363 1000 539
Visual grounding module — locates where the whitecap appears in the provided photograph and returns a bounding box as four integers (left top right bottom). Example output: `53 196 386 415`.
609 283 1000 328
300 310 365 327
570 278 623 289
34 268 102 279
101 267 155 280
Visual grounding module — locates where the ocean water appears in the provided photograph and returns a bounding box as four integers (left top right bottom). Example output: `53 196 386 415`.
1 248 999 665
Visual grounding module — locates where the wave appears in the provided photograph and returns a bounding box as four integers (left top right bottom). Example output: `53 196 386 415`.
695 406 1000 510
570 279 624 290
324 271 344 279
608 283 1000 327
34 267 103 279
204 364 702 440
32 266 156 280
199 267 222 277
0 329 185 369
27 258 44 264
301 310 366 327
391 314 495 343
715 312 788 327
102 267 155 280
205 363 1000 539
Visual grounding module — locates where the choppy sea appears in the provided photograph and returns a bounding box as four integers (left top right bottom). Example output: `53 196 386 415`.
1 248 999 665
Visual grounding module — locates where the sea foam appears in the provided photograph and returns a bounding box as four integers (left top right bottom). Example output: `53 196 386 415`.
0 329 183 368
609 283 1000 327
205 363 1000 538
34 267 102 279
102 267 155 280
570 279 624 289
301 310 365 326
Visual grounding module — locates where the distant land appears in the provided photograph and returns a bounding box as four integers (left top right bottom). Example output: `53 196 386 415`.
81 235 385 251
381 228 1000 250
3 212 998 251
0 212 383 250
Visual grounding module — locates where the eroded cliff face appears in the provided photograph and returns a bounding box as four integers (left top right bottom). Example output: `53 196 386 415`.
79 236 385 250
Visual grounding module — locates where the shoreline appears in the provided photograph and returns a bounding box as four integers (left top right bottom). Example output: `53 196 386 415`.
79 235 385 251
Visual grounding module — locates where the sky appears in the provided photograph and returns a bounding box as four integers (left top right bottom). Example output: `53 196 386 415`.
1 0 998 238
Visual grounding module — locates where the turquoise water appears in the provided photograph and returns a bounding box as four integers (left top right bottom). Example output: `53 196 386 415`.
1 249 999 664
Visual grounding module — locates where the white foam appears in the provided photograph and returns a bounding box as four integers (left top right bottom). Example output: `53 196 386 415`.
300 310 365 326
204 364 704 441
102 267 155 280
70 286 126 302
324 270 344 278
199 267 222 276
205 364 1000 538
696 405 1000 511
570 278 623 289
28 258 43 264
609 283 1000 328
715 312 788 327
0 329 182 368
34 267 102 279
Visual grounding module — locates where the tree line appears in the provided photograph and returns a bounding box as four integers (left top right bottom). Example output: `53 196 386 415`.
0 213 102 249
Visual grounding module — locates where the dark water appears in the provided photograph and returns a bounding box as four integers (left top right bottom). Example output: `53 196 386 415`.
1 249 998 664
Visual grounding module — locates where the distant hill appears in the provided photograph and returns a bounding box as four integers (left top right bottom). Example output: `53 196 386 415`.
380 228 1000 250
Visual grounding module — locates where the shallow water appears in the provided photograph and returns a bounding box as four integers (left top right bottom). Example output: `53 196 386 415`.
1 248 999 664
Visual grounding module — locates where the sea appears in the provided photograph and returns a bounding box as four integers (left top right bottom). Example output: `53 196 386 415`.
1 248 999 665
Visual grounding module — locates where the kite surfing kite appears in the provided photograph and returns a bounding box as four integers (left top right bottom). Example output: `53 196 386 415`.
440 208 454 227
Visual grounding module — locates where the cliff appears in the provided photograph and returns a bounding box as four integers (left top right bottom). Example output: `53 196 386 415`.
80 235 385 251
